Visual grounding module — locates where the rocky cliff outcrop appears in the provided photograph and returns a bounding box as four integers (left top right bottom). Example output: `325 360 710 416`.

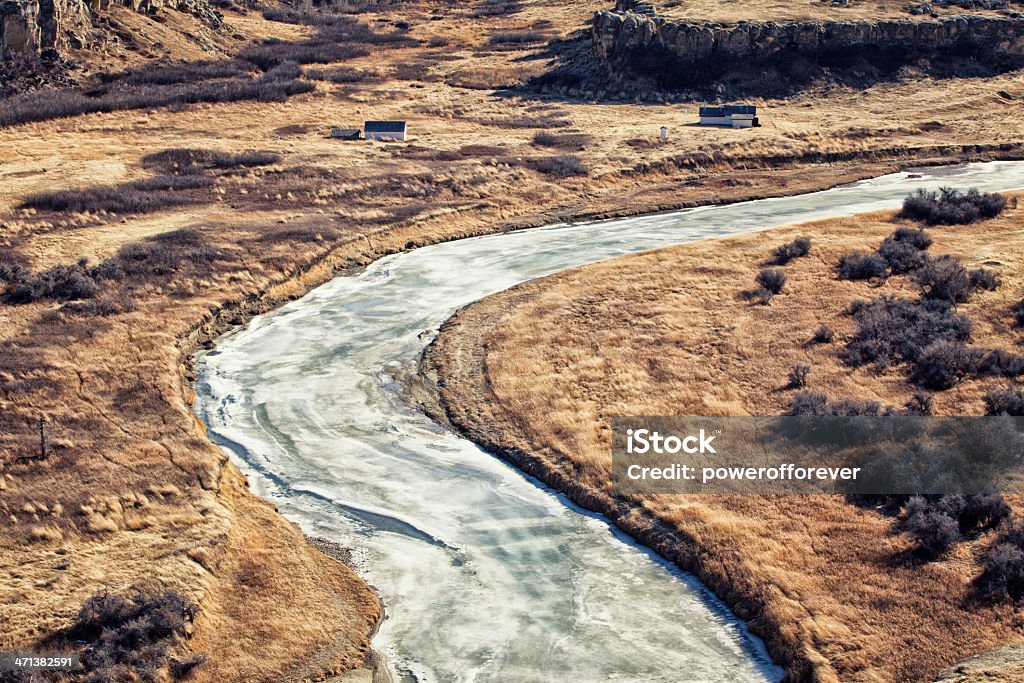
593 0 1024 90
1 0 92 57
1 0 222 60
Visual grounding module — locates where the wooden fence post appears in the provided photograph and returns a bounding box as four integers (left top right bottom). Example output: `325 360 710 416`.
38 415 48 460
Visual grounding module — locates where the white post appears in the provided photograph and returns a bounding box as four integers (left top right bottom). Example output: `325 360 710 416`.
660 126 668 140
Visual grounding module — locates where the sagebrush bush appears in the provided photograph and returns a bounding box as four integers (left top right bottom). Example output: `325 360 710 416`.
911 340 977 390
750 287 774 306
977 349 1024 378
845 296 972 369
984 387 1024 416
904 502 961 559
787 391 828 415
258 225 342 243
787 364 810 388
245 14 414 71
474 114 571 129
305 66 382 83
473 0 524 16
901 494 1009 561
938 494 1011 535
905 390 933 415
977 542 1024 602
5 262 97 303
976 521 1024 602
1014 299 1024 329
262 7 349 25
845 289 1021 385
263 61 304 81
130 175 213 191
3 229 230 305
890 227 932 250
64 591 201 682
150 227 207 246
0 76 314 128
239 40 369 71
0 249 28 282
756 267 786 295
899 187 1008 225
787 391 882 416
811 325 835 344
315 17 418 46
837 251 888 280
913 256 973 303
529 155 589 177
19 174 212 215
771 236 811 265
142 148 281 172
489 30 550 44
60 293 137 317
100 60 249 86
877 238 925 274
969 267 1000 292
531 131 593 150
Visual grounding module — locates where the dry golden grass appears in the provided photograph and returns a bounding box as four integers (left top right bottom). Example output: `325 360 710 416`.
1 0 1023 678
66 4 310 77
425 200 1024 682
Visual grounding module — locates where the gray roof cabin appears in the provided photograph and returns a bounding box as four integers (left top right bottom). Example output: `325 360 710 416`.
698 105 759 128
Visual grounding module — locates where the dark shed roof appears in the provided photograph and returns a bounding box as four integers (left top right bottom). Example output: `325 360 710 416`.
699 105 756 117
364 120 407 133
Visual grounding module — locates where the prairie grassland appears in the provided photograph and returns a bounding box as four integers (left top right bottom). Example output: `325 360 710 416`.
1 0 1024 678
424 199 1024 682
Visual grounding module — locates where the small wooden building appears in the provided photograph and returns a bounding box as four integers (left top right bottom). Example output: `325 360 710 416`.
364 121 407 141
698 105 759 128
330 128 361 140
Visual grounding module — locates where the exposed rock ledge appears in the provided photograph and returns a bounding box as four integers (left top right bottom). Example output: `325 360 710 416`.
935 645 1024 682
1 0 222 59
592 0 1024 88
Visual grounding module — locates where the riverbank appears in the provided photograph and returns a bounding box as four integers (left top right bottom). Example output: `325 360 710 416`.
421 197 1024 681
3 150 1021 683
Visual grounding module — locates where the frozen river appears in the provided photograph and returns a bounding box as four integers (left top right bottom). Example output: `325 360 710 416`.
195 162 1024 682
